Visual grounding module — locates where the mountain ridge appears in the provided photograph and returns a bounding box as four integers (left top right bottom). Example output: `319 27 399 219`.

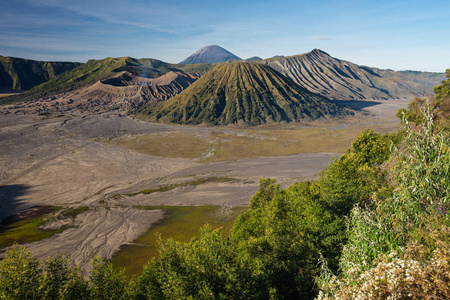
262 49 444 100
0 55 82 92
0 56 213 105
136 62 352 125
1 48 445 115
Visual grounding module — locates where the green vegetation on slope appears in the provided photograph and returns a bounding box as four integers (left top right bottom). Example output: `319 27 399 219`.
136 62 353 126
434 69 450 102
319 99 450 299
0 56 213 105
0 55 81 92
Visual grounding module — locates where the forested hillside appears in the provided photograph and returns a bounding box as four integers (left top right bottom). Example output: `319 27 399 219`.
1 70 449 299
0 56 81 92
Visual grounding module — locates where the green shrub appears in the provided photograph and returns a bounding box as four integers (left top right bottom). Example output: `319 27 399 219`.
318 129 393 216
139 225 253 299
89 257 135 300
318 218 450 300
0 245 90 300
319 100 450 298
0 245 42 299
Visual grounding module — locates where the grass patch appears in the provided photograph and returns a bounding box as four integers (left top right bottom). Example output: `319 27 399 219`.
59 206 89 218
0 206 63 247
106 115 401 162
126 177 237 196
110 205 248 278
201 118 400 162
199 128 351 162
105 132 211 159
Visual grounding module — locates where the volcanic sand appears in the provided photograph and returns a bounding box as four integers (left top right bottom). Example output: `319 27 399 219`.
0 98 408 272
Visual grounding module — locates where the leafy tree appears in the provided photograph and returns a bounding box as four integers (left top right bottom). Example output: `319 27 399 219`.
89 257 135 300
318 129 393 215
0 245 42 299
0 246 91 300
434 69 450 102
139 225 253 299
230 179 347 299
41 256 89 300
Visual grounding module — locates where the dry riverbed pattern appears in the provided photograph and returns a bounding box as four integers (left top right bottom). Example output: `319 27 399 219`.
0 98 408 274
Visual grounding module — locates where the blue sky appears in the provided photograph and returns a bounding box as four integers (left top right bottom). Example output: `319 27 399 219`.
0 0 449 72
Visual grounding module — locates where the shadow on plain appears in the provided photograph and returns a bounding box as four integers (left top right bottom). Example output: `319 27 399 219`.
0 184 31 224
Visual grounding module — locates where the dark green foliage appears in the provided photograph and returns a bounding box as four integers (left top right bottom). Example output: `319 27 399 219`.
41 256 89 300
249 178 282 209
0 246 134 300
0 55 81 92
318 129 393 215
433 69 450 126
0 245 42 299
90 257 135 300
229 178 355 299
136 62 353 126
139 226 253 299
230 180 325 299
0 245 90 300
434 69 450 102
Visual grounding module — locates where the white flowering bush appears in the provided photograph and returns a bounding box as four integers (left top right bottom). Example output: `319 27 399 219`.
318 234 450 300
317 100 450 299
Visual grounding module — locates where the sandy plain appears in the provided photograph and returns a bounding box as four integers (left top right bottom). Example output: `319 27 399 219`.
0 98 409 272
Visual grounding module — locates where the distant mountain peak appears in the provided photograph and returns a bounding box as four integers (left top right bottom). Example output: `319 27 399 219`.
179 45 241 65
309 49 330 56
245 56 263 62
